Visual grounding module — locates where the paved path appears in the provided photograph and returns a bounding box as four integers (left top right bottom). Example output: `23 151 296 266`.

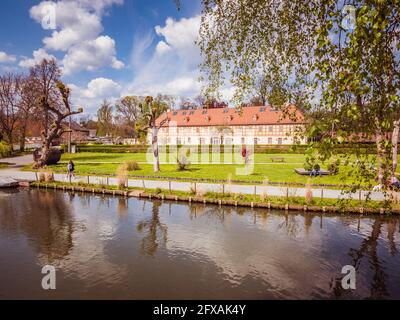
0 155 32 169
0 167 387 202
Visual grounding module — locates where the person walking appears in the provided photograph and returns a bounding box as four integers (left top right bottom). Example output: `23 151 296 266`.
67 160 75 180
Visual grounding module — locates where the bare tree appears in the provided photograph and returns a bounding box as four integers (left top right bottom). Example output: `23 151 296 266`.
97 100 114 137
18 75 37 151
30 59 82 167
0 73 23 150
115 96 142 137
137 96 169 172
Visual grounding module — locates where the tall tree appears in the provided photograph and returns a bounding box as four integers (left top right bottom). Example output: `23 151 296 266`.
197 0 400 190
137 96 169 172
30 59 82 167
0 73 23 150
97 100 114 137
115 96 142 137
18 75 37 151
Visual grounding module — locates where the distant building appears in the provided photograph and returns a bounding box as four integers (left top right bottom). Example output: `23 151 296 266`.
152 105 307 145
61 121 90 144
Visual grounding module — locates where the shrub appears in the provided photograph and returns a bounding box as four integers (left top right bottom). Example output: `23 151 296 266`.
45 171 54 182
328 159 340 175
177 155 189 171
38 171 46 182
116 165 127 189
305 179 313 204
155 187 162 194
0 141 11 158
125 160 140 171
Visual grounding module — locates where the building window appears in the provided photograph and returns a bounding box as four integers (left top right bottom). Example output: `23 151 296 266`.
278 138 282 145
196 127 200 133
177 138 182 145
254 138 258 145
212 138 219 145
200 138 205 145
268 137 272 144
187 137 191 144
241 137 245 144
225 138 233 145
269 126 273 132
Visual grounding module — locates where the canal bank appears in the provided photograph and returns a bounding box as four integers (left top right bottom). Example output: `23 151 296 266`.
28 180 398 215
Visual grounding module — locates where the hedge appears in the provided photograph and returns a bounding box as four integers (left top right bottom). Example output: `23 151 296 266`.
0 141 12 158
76 143 377 154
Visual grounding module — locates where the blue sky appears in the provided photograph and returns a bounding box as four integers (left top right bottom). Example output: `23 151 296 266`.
0 0 207 115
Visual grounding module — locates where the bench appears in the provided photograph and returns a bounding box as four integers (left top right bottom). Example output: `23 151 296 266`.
271 157 285 162
294 168 330 176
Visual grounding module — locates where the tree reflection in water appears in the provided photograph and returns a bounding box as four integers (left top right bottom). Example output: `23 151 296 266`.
136 200 168 256
331 217 399 299
0 189 77 263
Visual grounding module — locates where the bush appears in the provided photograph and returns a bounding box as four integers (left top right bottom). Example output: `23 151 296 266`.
0 141 11 158
327 160 340 175
155 187 162 194
125 160 140 171
116 165 127 189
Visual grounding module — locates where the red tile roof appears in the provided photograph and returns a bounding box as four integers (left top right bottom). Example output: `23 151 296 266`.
156 105 306 127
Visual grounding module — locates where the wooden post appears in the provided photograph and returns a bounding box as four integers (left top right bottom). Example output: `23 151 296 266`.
222 184 225 195
142 180 145 189
254 185 257 197
286 187 289 199
106 177 109 186
359 190 362 202
169 180 171 193
35 172 38 181
87 175 90 184
321 188 324 201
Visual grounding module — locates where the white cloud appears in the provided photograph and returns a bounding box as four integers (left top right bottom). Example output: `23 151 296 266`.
62 36 124 75
30 1 103 51
69 77 122 114
27 0 124 74
19 49 57 68
0 51 16 63
126 15 202 98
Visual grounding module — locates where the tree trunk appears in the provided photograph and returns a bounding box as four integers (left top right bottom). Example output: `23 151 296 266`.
19 124 27 152
6 132 13 151
152 127 160 172
375 130 389 186
36 142 51 168
391 119 400 175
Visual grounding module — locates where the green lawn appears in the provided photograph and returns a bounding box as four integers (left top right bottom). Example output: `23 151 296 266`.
25 152 376 186
60 152 308 164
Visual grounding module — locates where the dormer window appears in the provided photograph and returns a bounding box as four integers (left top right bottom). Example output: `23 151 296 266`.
253 114 259 121
205 116 211 122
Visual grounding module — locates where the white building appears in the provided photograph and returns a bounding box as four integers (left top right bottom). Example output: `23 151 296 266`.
152 105 307 145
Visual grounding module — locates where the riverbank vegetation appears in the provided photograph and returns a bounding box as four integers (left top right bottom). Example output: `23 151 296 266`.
30 180 398 214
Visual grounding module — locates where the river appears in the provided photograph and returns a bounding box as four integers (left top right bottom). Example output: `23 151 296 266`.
0 188 399 299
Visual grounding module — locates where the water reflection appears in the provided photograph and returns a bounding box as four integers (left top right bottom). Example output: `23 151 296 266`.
0 189 399 299
0 189 76 262
331 217 399 299
136 201 168 256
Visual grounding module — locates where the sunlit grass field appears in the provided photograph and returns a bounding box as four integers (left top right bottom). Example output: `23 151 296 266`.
20 152 384 186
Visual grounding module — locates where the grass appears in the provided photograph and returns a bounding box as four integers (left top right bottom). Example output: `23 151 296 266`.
31 180 398 213
21 151 391 187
